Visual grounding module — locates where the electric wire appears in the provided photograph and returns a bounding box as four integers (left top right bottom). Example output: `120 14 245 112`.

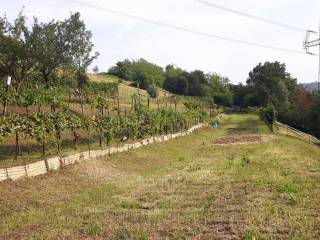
65 0 309 55
195 0 310 32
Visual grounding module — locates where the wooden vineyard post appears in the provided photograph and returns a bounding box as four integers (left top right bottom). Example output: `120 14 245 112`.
44 158 49 173
117 95 120 117
88 129 91 155
147 97 150 112
23 159 28 177
59 156 64 169
4 162 9 180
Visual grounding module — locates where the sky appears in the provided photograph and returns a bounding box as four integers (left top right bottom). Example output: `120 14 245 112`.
2 0 320 84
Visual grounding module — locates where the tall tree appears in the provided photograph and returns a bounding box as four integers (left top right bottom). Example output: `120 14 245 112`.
247 61 297 109
0 12 35 90
29 18 66 87
164 65 188 95
63 12 99 89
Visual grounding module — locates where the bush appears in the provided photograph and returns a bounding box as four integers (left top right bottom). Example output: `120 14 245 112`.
146 85 159 98
259 105 276 132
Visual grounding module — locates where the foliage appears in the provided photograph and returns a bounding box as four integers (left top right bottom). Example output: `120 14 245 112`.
91 94 109 115
246 61 296 109
163 65 189 95
146 84 159 98
259 105 276 132
0 11 98 89
108 58 164 89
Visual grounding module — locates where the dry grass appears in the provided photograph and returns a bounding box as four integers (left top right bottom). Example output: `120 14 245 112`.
0 114 319 239
88 73 171 99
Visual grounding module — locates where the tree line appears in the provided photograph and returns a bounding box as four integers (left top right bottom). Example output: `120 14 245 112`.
232 61 320 137
108 59 320 137
107 59 233 105
0 10 98 93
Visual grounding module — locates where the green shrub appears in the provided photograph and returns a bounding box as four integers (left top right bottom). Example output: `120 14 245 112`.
146 85 159 98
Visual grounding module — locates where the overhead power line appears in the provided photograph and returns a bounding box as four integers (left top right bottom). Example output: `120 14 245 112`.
196 0 310 33
65 0 310 55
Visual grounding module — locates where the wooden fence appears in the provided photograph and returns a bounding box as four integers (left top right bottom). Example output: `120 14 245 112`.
0 123 206 182
276 121 320 144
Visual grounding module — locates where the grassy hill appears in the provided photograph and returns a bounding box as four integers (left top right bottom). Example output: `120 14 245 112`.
0 114 319 239
88 73 171 99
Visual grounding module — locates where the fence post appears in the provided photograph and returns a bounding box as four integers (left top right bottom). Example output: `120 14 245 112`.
117 95 120 117
4 162 9 180
44 158 49 173
23 159 28 177
59 156 64 169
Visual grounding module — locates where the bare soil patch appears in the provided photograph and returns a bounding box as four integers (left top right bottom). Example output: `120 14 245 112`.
213 134 261 145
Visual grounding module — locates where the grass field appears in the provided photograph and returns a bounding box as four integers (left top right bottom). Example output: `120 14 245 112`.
0 114 319 239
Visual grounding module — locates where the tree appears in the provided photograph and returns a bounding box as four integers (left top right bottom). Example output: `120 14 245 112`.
163 65 188 95
0 11 35 91
63 12 99 85
187 70 207 96
29 19 63 87
108 59 164 89
108 59 133 80
247 61 297 109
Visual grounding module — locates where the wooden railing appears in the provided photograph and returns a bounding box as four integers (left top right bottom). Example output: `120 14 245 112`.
276 121 320 144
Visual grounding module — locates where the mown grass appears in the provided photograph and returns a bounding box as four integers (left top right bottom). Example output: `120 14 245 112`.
0 114 319 239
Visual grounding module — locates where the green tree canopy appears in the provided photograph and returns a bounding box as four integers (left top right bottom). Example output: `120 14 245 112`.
246 61 297 109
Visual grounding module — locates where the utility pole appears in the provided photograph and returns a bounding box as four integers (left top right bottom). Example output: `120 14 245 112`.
303 22 320 91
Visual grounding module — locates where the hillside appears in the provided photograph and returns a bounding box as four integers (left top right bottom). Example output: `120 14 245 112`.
0 114 319 239
88 73 171 99
0 72 191 168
